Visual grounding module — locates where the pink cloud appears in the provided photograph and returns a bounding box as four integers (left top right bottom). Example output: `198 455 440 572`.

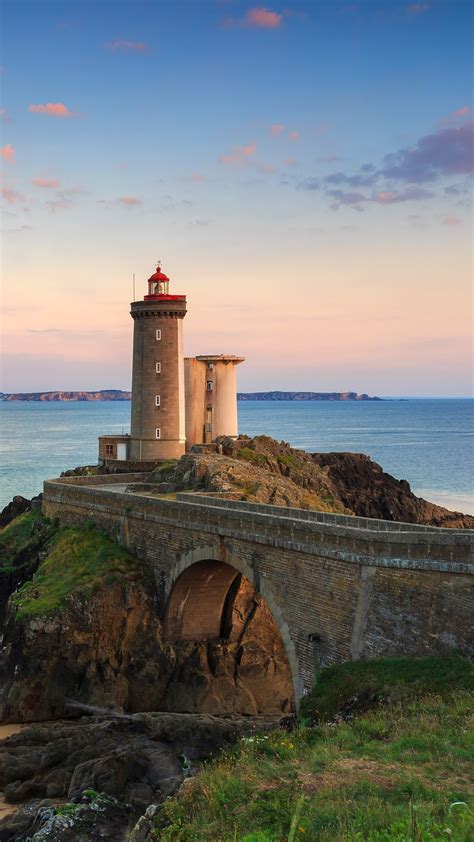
191 172 206 182
118 196 143 207
28 102 76 117
32 177 60 188
104 39 149 53
223 7 283 29
406 3 430 15
0 144 15 163
219 143 256 166
452 106 470 118
283 157 298 166
259 163 276 173
288 130 300 141
0 108 10 122
1 186 24 205
270 123 285 135
442 215 461 225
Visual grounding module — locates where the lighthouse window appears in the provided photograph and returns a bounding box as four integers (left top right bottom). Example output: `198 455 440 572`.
156 329 161 340
207 362 214 370
155 395 161 407
156 362 161 373
155 428 161 439
205 423 212 433
206 381 213 391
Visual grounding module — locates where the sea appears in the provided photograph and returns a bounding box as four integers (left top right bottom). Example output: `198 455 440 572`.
0 399 473 515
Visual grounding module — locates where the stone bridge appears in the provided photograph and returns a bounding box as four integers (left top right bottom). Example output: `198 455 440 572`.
43 473 473 707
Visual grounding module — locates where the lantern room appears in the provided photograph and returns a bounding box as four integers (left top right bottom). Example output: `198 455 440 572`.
146 263 170 297
143 263 186 301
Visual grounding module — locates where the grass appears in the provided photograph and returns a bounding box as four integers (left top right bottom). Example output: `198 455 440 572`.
0 510 44 571
299 654 473 723
11 524 150 618
156 656 473 841
236 448 268 467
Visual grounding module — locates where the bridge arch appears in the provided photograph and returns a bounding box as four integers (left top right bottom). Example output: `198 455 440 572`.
163 543 301 710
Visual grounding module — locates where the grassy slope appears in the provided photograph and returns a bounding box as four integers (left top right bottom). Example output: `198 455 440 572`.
157 656 473 842
10 522 149 618
0 510 42 570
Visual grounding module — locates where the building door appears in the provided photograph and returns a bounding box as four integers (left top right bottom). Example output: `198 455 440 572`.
117 443 127 460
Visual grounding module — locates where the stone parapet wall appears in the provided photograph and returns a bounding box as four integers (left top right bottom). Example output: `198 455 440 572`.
42 478 474 699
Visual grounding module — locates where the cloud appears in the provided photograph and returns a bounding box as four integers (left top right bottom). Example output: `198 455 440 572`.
219 143 256 167
223 6 283 28
28 102 76 117
1 186 24 205
442 215 461 225
1 144 15 163
32 177 60 188
288 130 300 141
406 3 430 16
190 172 206 182
319 155 340 163
452 106 470 118
270 123 285 135
283 158 298 166
0 108 10 122
382 121 474 182
7 224 32 233
104 39 149 53
373 186 434 204
258 163 277 173
118 196 143 207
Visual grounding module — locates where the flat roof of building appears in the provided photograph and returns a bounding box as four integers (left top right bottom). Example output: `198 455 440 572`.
190 354 245 362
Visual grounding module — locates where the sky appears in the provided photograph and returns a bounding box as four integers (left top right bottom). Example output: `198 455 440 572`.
1 0 472 396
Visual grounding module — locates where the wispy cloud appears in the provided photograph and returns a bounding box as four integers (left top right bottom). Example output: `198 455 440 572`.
28 102 77 117
1 144 15 163
0 108 10 122
104 39 149 53
283 157 298 166
288 130 300 141
190 172 206 182
117 196 143 207
219 143 256 167
442 214 461 226
32 177 60 188
270 123 285 135
452 105 470 118
406 3 430 16
1 186 25 205
222 7 283 29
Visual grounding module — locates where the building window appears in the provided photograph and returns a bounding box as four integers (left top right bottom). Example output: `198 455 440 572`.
155 395 161 406
105 444 114 456
156 362 161 373
155 428 161 439
207 362 214 370
206 381 213 391
156 329 161 340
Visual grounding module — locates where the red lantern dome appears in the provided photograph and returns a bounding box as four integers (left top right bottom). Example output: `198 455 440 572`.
143 263 185 301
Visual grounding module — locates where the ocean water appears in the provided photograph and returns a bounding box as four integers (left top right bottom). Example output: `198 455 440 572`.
0 399 473 514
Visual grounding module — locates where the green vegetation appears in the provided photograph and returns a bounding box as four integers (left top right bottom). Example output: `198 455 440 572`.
12 525 149 618
236 448 267 467
300 654 473 723
157 656 473 841
153 459 179 481
0 510 45 571
277 454 298 469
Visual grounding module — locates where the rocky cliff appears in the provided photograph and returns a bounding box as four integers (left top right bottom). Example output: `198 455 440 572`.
146 435 474 528
0 512 293 724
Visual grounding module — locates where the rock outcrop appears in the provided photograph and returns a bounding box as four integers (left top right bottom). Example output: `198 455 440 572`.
144 435 474 528
0 712 284 839
0 516 294 724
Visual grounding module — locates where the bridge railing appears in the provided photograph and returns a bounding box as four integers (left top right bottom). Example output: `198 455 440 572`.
175 491 473 535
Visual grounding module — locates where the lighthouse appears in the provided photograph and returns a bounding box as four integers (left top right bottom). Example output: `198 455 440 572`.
129 263 187 461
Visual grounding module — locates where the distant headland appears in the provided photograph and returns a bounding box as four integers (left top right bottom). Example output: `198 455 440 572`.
1 389 382 402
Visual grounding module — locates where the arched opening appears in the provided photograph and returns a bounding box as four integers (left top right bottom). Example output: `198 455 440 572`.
162 560 295 716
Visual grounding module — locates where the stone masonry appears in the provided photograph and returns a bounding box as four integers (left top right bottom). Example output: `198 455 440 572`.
42 474 473 704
